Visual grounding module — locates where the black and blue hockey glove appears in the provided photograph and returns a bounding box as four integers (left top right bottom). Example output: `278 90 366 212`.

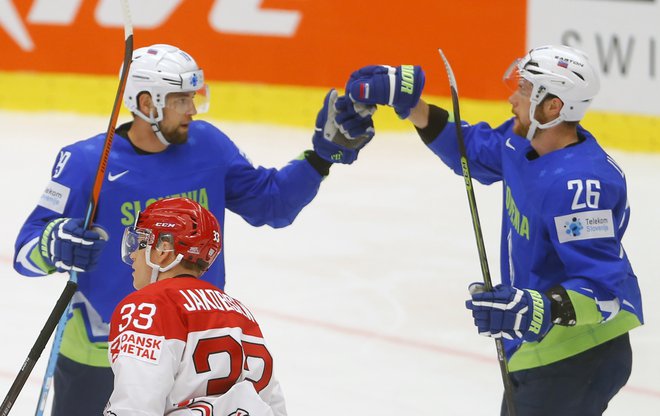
345 65 425 119
312 88 375 164
40 218 109 273
466 282 552 342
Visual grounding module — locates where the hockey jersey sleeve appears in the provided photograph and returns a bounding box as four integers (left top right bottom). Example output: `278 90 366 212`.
14 145 95 276
422 110 508 185
224 148 323 228
540 171 639 324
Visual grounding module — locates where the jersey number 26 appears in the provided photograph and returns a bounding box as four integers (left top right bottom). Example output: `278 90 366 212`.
567 179 601 210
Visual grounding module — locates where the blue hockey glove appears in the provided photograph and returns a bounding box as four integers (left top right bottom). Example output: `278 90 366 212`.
312 89 376 164
345 65 425 119
334 95 376 140
465 283 552 342
40 218 109 273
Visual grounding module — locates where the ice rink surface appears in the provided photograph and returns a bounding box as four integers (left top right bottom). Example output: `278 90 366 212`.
0 111 658 415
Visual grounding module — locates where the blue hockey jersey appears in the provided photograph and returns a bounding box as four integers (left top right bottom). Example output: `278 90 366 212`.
14 120 323 366
427 117 643 371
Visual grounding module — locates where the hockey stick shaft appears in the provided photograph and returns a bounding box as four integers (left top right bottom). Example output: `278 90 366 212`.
32 2 134 415
437 49 517 416
0 281 77 416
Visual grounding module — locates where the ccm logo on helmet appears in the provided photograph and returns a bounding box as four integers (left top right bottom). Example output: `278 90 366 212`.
155 222 176 228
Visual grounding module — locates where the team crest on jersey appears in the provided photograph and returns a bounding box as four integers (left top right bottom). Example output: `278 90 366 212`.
38 180 70 214
554 209 615 243
109 330 163 364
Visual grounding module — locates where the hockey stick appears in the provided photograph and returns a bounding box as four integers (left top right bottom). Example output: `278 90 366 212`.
0 282 76 416
437 49 517 416
0 2 135 416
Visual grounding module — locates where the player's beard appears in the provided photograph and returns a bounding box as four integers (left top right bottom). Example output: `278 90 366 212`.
512 118 528 138
513 105 547 139
160 123 189 145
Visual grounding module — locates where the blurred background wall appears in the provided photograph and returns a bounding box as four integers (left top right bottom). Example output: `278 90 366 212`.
0 0 658 150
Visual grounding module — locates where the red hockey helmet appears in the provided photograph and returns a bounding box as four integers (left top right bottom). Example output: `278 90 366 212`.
121 197 221 271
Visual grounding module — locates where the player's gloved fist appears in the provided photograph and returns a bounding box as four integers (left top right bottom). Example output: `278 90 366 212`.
345 65 425 119
39 218 109 273
312 88 376 164
334 95 376 140
465 283 551 342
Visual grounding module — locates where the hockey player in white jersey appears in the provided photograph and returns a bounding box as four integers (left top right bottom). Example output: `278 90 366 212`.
344 46 643 415
104 197 285 415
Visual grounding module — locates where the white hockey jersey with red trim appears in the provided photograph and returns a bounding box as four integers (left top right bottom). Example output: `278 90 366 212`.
104 276 286 416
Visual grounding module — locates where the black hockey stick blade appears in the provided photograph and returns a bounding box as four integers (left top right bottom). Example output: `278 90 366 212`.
437 48 517 416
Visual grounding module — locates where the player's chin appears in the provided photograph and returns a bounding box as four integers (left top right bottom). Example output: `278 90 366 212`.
165 130 189 145
133 274 147 290
131 273 139 289
178 125 189 136
512 119 527 137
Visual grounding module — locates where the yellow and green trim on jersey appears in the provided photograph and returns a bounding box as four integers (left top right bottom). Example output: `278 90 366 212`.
508 290 642 372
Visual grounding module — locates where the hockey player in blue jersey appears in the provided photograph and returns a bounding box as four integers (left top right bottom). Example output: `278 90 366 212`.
345 46 643 415
13 44 376 416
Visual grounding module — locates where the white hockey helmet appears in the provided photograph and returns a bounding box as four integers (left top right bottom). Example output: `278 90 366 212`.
504 45 600 139
122 44 210 144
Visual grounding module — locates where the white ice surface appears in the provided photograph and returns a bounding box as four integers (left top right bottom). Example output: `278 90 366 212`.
0 111 658 415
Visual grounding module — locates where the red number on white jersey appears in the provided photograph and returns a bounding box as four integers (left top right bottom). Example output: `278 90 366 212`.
192 335 273 395
118 303 157 332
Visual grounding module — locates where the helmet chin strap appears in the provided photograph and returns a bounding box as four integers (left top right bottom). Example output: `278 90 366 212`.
144 245 184 284
525 86 565 140
135 108 171 147
150 124 171 148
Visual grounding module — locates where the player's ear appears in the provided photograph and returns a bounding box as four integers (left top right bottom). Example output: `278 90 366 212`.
155 236 174 253
152 244 174 267
137 92 155 114
546 96 563 117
